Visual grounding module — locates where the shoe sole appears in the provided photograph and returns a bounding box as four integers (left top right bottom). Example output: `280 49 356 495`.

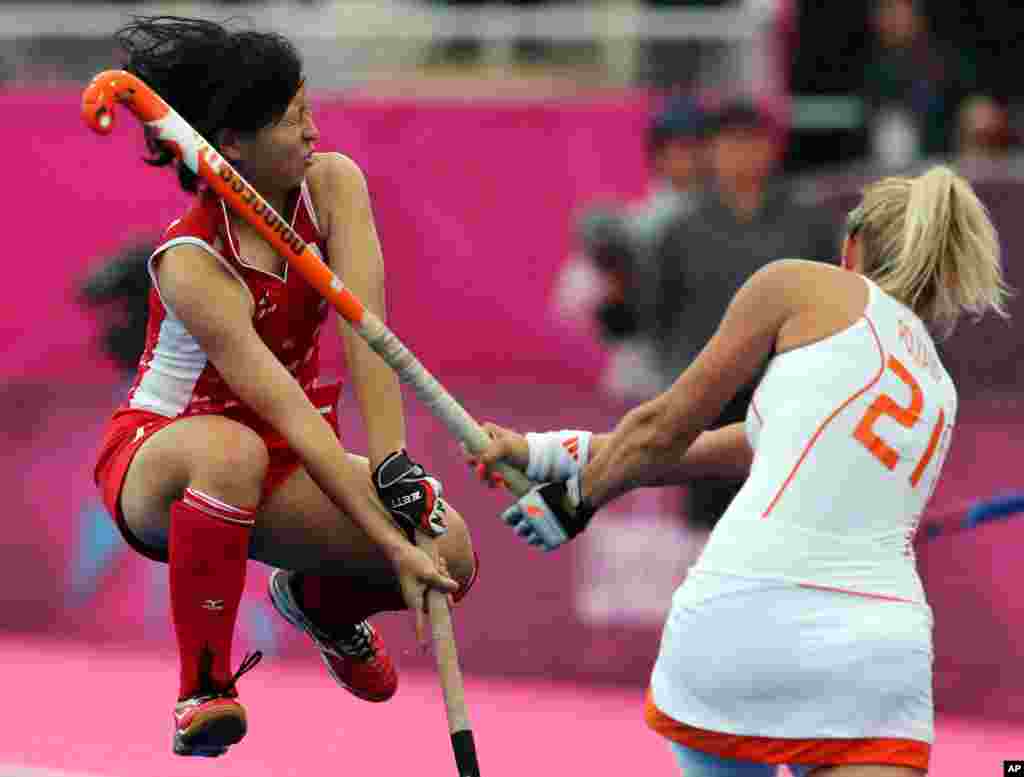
174 707 247 757
267 570 394 703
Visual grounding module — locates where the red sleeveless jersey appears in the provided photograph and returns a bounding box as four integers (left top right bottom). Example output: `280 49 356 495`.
122 181 335 437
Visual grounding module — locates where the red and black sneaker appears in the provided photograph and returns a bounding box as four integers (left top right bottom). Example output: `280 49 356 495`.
268 569 397 702
173 651 262 758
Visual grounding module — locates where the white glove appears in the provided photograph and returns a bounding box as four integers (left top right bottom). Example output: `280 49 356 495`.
501 476 596 552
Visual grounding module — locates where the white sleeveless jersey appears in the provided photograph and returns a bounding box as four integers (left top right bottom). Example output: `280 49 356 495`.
693 276 957 604
647 276 949 743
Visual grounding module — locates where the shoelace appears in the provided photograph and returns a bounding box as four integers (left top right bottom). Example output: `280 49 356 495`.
218 651 263 697
333 622 374 660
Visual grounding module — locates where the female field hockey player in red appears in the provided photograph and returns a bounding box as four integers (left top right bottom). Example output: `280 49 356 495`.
92 17 478 758
472 166 1009 776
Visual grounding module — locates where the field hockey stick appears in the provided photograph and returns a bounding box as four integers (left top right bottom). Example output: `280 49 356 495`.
81 69 534 498
82 70 492 776
416 534 481 777
920 491 1024 541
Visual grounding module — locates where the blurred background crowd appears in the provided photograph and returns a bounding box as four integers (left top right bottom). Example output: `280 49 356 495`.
1 2 1022 773
22 0 1021 533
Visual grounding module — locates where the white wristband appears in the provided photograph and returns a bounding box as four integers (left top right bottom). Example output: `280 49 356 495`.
525 430 592 483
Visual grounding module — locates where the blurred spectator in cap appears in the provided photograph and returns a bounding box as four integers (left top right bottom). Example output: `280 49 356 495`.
957 95 1015 162
650 95 837 379
862 0 978 167
552 95 709 401
637 95 707 242
700 97 783 222
647 94 839 532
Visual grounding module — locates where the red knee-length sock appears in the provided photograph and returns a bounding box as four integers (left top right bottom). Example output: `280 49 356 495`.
169 487 255 700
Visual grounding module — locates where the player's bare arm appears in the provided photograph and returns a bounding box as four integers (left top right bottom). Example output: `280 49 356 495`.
581 259 802 508
622 423 753 485
472 261 808 552
311 152 451 542
474 421 752 486
156 244 411 561
315 152 406 469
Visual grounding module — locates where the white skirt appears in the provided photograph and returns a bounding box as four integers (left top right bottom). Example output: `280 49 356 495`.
649 570 935 743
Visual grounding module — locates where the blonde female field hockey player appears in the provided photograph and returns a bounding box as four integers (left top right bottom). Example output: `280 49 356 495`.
471 165 1009 776
92 17 479 758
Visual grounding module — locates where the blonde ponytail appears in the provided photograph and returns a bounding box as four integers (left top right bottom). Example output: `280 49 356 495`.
856 165 1011 337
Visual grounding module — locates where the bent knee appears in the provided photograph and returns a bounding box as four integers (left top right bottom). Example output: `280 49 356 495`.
186 420 270 507
439 504 478 600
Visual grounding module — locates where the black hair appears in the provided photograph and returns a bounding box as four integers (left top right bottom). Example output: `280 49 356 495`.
77 243 154 372
115 16 304 193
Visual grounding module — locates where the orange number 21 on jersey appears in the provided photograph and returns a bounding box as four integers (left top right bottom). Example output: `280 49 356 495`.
854 355 946 488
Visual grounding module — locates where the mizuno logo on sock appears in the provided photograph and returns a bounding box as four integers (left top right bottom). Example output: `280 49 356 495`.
201 599 225 611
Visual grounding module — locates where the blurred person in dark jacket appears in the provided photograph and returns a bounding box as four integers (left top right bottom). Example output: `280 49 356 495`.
648 96 838 530
862 0 978 166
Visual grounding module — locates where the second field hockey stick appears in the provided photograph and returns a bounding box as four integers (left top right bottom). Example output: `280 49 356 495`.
920 491 1024 541
81 70 490 777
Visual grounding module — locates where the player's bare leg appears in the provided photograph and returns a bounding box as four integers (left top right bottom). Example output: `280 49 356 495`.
122 416 476 708
121 422 475 582
254 457 475 581
121 415 270 757
258 459 476 701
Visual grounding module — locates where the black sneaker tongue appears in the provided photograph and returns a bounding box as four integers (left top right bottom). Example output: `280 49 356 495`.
322 620 360 642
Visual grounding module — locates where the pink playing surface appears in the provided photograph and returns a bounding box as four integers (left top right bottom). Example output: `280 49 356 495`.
0 636 1015 777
